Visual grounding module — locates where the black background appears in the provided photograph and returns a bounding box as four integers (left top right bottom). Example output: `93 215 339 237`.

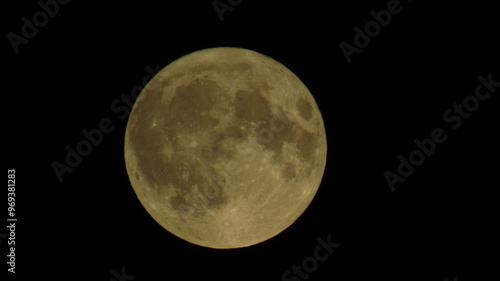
3 0 498 280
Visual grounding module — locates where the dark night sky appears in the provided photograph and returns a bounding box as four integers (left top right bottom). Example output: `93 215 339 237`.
4 0 498 280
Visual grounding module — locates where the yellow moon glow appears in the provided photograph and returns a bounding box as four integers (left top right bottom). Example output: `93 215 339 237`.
124 47 327 248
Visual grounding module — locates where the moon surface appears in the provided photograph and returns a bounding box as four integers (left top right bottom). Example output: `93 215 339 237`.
124 47 327 249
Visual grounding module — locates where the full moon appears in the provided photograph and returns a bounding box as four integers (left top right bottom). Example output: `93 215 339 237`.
124 47 327 249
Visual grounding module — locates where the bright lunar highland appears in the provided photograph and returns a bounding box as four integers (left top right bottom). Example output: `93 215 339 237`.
125 47 327 248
